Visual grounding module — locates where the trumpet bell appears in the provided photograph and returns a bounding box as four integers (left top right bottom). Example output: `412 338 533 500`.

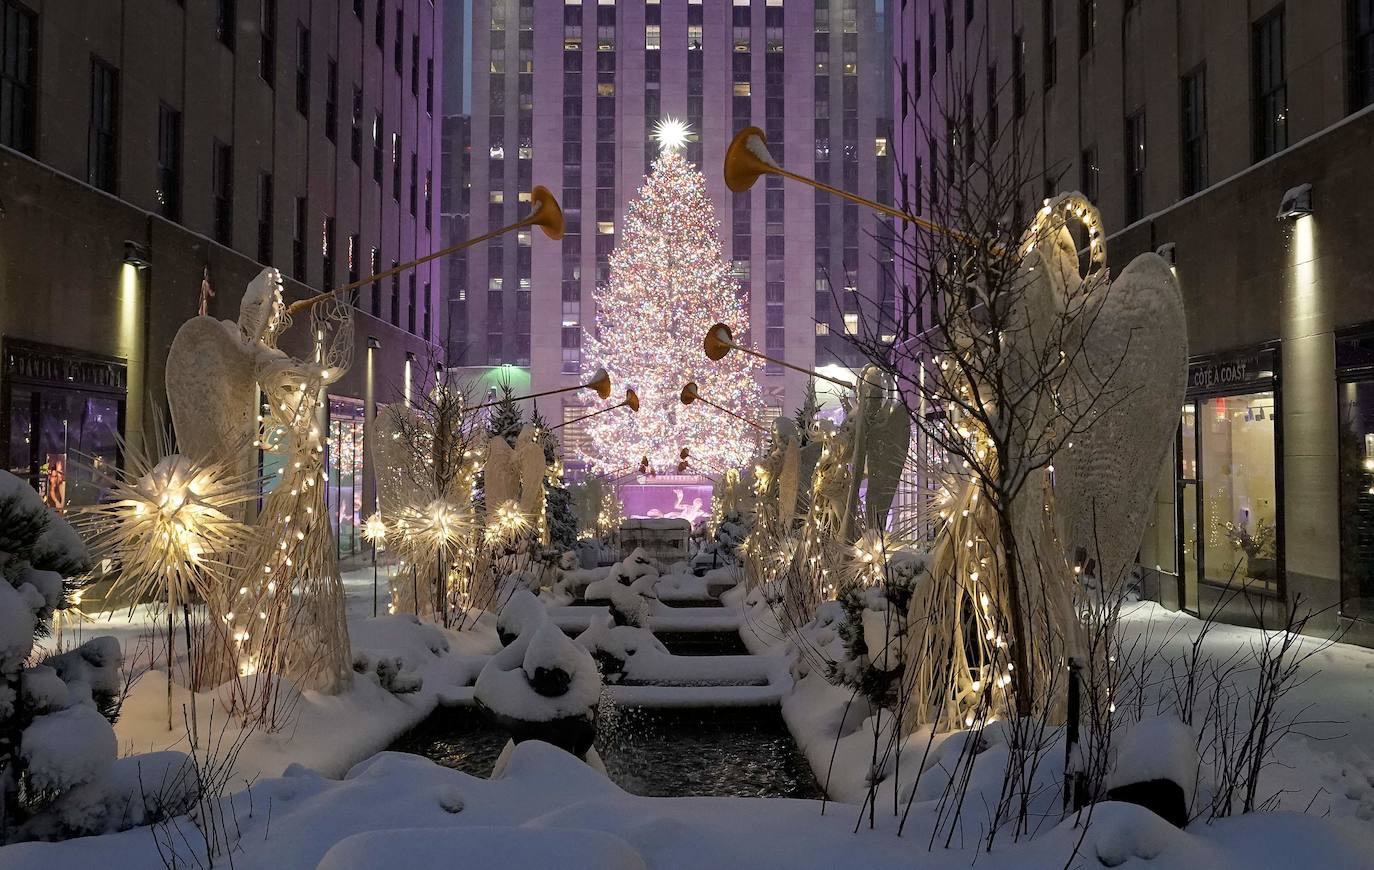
679 382 700 405
529 186 565 241
724 126 775 194
585 367 612 399
625 388 641 412
703 323 735 361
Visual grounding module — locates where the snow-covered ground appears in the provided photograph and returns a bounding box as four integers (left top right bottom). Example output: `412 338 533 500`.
9 564 1374 869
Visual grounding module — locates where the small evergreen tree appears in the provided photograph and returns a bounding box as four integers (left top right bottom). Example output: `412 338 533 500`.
531 407 578 552
0 471 127 842
793 377 819 446
486 382 525 447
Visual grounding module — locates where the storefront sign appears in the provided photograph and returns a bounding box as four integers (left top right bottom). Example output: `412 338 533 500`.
1187 348 1275 395
3 341 127 394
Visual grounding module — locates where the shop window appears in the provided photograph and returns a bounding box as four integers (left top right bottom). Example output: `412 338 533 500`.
1339 331 1374 619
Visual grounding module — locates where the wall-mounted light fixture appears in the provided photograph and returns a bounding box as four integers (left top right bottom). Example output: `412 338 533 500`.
367 336 382 350
1276 183 1313 221
122 240 152 269
1155 242 1176 266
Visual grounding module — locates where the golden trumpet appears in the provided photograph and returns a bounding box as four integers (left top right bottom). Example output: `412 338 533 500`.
467 366 610 413
288 185 564 316
551 388 639 431
725 126 976 245
680 381 766 432
703 322 859 389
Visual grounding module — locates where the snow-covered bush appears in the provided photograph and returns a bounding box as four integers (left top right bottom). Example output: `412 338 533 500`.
0 469 134 843
825 553 923 709
585 548 658 627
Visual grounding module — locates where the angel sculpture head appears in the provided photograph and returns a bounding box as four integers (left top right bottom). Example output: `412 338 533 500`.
238 267 287 346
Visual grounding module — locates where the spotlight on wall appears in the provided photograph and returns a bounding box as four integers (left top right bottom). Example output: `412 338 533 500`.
122 240 152 269
1276 183 1313 221
1155 242 1176 266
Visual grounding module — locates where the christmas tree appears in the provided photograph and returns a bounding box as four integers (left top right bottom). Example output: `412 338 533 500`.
579 120 763 473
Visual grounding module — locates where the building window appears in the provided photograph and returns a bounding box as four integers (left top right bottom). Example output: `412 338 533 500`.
411 33 420 95
1078 0 1094 56
88 59 119 194
1338 332 1374 619
394 9 403 74
1080 144 1099 203
422 282 431 341
392 132 402 200
409 152 418 215
1013 34 1026 119
1180 67 1207 196
1124 111 1145 222
391 262 400 326
321 216 335 290
1043 0 1057 89
260 0 276 85
156 104 181 221
407 274 416 334
370 247 381 316
292 196 307 281
1353 0 1374 112
373 111 384 183
325 58 338 142
347 233 360 285
351 86 362 164
296 25 310 117
257 172 273 263
426 57 434 114
0 0 37 155
424 169 432 229
1252 8 1287 161
212 140 233 245
216 0 236 50
375 0 385 49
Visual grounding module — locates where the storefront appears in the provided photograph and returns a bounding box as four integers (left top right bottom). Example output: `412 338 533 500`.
326 396 367 561
1 339 125 512
1337 326 1374 622
1147 346 1285 613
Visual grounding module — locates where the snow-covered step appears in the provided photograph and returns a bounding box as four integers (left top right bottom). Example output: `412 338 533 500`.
547 605 742 634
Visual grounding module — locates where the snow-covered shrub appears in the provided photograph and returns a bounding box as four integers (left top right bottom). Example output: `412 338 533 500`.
825 553 923 710
0 469 136 843
585 548 659 628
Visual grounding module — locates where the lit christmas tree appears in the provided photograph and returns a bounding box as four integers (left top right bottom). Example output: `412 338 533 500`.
579 119 763 474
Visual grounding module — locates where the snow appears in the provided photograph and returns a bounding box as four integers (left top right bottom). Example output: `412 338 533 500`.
1107 714 1199 795
21 703 118 793
0 575 39 670
316 826 649 870
474 619 601 723
20 664 69 712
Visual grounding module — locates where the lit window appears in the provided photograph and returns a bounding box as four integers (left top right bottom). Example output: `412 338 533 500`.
489 144 505 159
844 313 859 334
518 191 532 202
881 333 895 343
597 220 614 234
734 82 751 97
489 277 503 290
875 137 888 156
597 82 615 96
490 190 504 203
816 321 830 335
646 25 660 49
517 230 532 246
518 145 533 159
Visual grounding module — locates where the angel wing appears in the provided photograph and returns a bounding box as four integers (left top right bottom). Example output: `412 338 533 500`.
484 436 518 511
166 316 257 479
373 403 426 515
778 437 801 528
512 425 548 516
863 400 912 528
1053 252 1187 593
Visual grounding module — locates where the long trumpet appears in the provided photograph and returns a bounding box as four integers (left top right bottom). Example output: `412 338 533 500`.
725 127 978 246
467 367 612 412
550 388 640 431
703 322 866 389
679 381 766 432
288 186 564 315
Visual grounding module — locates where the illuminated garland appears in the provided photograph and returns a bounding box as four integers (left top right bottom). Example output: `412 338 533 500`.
579 145 763 473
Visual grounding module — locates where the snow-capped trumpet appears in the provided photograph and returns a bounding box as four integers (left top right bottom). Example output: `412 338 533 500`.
703 322 864 389
724 125 982 248
287 185 564 315
679 381 766 431
550 388 639 430
466 366 612 412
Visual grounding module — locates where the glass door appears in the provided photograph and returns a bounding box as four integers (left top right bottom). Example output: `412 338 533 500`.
1179 401 1200 612
327 397 366 560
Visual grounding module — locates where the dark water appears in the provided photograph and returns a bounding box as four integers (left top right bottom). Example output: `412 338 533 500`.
653 630 749 656
388 704 823 800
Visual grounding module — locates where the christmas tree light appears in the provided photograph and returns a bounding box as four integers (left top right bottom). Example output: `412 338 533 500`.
579 123 764 473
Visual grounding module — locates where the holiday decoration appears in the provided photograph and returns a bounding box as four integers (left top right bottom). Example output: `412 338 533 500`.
579 122 763 473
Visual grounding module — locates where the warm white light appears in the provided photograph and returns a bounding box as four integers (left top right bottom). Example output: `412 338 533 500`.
653 117 692 153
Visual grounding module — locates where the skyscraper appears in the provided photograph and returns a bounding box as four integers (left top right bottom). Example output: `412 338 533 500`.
453 0 893 467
